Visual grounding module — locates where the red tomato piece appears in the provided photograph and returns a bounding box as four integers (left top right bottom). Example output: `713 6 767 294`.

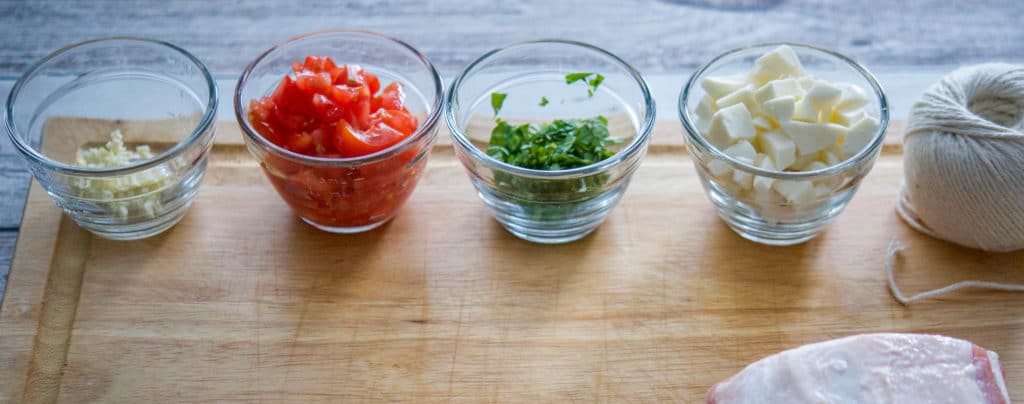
334 118 407 158
376 82 405 111
311 93 342 122
295 71 332 94
361 71 381 95
271 76 310 115
372 109 419 136
303 56 337 73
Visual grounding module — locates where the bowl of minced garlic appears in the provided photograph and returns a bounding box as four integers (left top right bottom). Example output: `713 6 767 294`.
5 37 218 240
73 130 176 219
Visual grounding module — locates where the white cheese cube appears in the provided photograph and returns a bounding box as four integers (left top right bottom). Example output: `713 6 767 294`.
822 150 841 166
707 159 732 178
702 75 747 100
803 161 829 172
792 99 819 122
696 95 715 133
732 157 755 190
840 116 880 157
716 85 760 115
797 76 816 91
773 179 815 204
804 81 844 113
836 84 871 111
749 45 805 85
812 183 834 198
762 96 796 123
780 121 846 156
724 140 758 162
792 152 822 170
752 116 774 131
753 156 776 193
832 108 865 126
755 79 803 104
707 103 756 149
757 130 797 170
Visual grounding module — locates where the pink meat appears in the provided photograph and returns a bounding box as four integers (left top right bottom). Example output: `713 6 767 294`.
707 333 1010 404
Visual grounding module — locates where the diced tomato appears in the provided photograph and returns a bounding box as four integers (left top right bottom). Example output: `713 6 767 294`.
295 71 332 94
303 56 337 73
372 109 419 136
246 56 426 229
334 118 408 158
361 71 381 95
311 94 342 122
376 82 405 111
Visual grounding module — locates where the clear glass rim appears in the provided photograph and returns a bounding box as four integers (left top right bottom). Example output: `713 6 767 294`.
444 39 656 180
678 42 890 180
4 36 219 178
234 29 443 168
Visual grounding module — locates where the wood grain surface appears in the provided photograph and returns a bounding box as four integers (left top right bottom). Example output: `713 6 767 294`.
2 0 1023 302
0 118 1021 402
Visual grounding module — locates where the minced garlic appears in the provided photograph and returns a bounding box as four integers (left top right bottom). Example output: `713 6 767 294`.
73 130 175 219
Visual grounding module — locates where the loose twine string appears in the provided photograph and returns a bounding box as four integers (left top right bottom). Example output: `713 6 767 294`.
888 63 1024 304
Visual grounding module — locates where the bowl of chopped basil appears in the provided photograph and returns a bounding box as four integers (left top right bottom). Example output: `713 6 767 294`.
445 39 655 244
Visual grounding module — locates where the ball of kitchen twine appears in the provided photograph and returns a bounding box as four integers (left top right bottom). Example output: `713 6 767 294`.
900 63 1024 253
887 64 1024 304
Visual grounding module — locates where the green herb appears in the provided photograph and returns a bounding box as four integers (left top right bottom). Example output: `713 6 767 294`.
539 96 549 107
486 117 620 171
491 92 507 115
565 72 605 97
565 72 593 85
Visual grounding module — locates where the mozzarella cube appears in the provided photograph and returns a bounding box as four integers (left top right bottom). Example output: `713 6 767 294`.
696 95 715 133
757 130 797 170
812 183 834 198
755 78 803 104
724 140 758 162
797 76 816 91
803 161 829 172
773 179 815 204
708 159 732 178
822 150 841 166
804 81 844 113
702 75 747 100
762 96 796 123
832 108 865 126
707 103 757 149
792 99 819 122
752 116 774 130
841 116 880 157
836 84 871 111
780 121 846 156
753 156 776 193
716 85 760 115
732 157 755 190
749 45 805 85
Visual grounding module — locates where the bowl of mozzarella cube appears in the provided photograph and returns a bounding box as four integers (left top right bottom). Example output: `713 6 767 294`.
678 44 888 245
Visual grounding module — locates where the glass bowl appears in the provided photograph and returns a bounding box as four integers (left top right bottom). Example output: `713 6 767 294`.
235 30 442 233
679 43 889 245
446 39 655 244
5 37 218 240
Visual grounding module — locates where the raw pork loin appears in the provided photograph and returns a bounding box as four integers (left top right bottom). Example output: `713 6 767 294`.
708 333 1010 403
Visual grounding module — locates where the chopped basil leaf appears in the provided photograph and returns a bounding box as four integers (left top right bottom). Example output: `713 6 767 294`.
491 92 507 115
539 96 549 107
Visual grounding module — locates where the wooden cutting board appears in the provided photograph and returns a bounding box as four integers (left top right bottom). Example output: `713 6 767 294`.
1 118 1022 403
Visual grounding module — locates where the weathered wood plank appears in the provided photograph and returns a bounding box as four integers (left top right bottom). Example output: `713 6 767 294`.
0 0 1022 76
0 231 14 298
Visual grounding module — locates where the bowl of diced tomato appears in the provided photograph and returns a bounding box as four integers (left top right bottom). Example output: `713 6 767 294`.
235 30 443 233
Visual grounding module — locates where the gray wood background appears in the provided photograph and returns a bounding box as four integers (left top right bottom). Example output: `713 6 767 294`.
1 0 1022 299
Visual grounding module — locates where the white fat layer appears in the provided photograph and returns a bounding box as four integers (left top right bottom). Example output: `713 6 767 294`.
709 334 993 404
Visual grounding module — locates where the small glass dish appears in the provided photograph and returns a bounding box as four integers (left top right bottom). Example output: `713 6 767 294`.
446 39 655 244
679 43 889 245
235 30 443 233
5 37 218 240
